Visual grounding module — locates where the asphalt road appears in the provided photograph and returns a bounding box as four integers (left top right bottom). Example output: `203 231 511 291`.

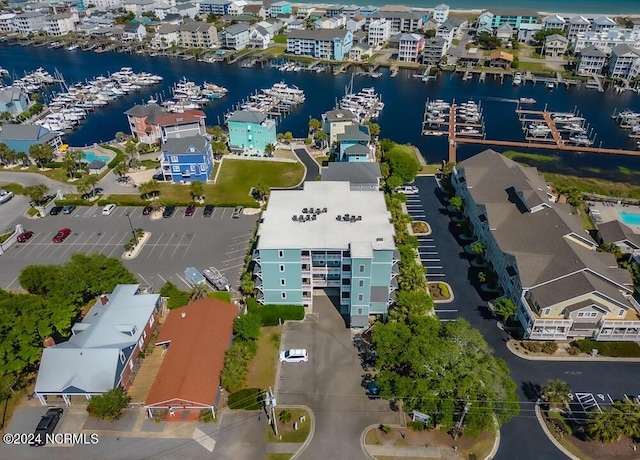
278 294 399 460
414 175 640 460
0 204 256 292
0 171 76 195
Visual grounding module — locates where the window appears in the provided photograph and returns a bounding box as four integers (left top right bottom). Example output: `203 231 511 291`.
119 351 126 365
281 292 287 299
280 278 286 286
543 308 550 316
358 307 363 315
359 279 364 287
358 294 364 301
171 155 178 162
278 250 284 258
359 264 365 273
577 312 598 318
149 316 154 327
190 164 196 172
279 264 285 272
618 309 625 317
200 164 207 173
172 165 180 172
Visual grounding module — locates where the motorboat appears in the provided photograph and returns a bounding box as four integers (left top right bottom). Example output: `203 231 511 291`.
519 97 536 104
513 73 522 85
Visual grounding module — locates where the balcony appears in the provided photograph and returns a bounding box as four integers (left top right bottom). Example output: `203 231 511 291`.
252 264 262 279
252 250 260 262
301 255 311 263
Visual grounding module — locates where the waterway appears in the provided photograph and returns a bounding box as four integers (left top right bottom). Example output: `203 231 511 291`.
1 45 640 183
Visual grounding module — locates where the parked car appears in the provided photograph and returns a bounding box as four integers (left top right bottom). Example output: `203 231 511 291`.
62 205 76 215
203 204 214 217
52 228 71 243
30 407 63 446
232 206 244 218
142 205 152 216
163 205 175 218
116 175 130 183
17 231 34 242
185 204 196 217
49 205 63 216
0 189 14 204
279 348 309 363
102 203 116 215
394 185 419 195
366 380 380 399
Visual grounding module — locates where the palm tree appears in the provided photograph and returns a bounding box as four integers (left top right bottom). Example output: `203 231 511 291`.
614 400 640 440
587 407 624 443
278 409 292 424
264 143 275 157
449 195 464 213
308 117 321 136
62 149 83 179
138 181 151 200
189 284 208 303
470 241 485 263
315 130 327 149
113 160 129 178
84 174 101 197
190 180 204 201
541 380 571 410
24 184 49 205
28 144 54 168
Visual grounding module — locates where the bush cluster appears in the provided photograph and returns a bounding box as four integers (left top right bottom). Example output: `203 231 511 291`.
159 281 190 310
228 388 263 410
521 341 558 354
572 339 640 357
246 298 305 325
220 340 257 392
438 283 449 297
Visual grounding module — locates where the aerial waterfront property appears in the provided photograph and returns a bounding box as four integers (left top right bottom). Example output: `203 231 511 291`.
253 181 398 328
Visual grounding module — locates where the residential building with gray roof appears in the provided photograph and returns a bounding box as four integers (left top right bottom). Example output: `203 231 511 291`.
453 150 640 341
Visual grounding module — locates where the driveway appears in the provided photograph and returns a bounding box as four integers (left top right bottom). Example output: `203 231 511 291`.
292 147 320 184
277 293 399 460
0 205 256 292
414 176 640 460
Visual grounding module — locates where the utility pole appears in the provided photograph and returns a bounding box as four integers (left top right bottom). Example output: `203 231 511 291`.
453 402 471 441
268 387 278 436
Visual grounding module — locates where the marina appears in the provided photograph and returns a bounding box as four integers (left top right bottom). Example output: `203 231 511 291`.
161 78 227 112
2 45 640 181
336 76 384 123
228 81 305 119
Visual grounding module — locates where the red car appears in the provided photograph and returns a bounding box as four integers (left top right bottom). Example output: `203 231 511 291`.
185 204 196 217
142 205 152 216
17 231 34 242
52 228 71 243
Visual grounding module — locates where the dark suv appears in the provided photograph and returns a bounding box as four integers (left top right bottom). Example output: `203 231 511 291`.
162 205 175 218
31 407 63 446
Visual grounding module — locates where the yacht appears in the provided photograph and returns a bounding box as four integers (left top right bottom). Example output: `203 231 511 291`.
263 82 306 103
513 73 522 85
569 135 593 146
519 97 536 104
564 124 587 134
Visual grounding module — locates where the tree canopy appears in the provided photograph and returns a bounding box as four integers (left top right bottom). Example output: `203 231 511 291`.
372 316 519 435
475 31 502 50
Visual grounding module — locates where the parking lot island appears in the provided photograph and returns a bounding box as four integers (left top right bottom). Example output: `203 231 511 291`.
122 231 152 260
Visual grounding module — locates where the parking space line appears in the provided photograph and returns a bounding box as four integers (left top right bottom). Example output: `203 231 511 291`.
82 206 97 218
409 214 426 218
157 273 167 283
107 233 129 258
115 208 130 218
157 233 180 259
234 232 253 239
425 265 443 269
146 232 166 259
20 232 54 258
181 233 196 259
47 233 77 258
420 245 436 248
228 239 251 247
219 208 227 218
83 231 111 255
97 233 121 255
421 259 441 262
169 233 187 259
434 309 458 313
73 231 97 253
224 248 246 255
222 255 245 264
222 263 244 273
427 273 446 277
175 273 191 289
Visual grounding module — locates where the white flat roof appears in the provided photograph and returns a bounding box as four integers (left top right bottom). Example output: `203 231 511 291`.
257 181 395 251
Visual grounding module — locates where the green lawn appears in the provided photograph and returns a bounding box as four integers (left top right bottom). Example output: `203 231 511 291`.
503 151 559 163
0 183 26 195
515 61 551 73
246 326 281 390
208 291 231 303
273 35 287 44
262 45 286 57
266 408 311 443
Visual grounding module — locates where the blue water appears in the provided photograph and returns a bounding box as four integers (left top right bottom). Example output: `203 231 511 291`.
294 0 640 14
619 211 640 225
1 44 640 184
84 151 110 163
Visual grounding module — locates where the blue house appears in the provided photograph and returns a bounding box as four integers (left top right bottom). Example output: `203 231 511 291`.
227 110 277 156
0 88 29 117
269 1 291 18
0 123 62 154
199 0 231 15
336 124 372 162
360 5 378 16
160 135 214 183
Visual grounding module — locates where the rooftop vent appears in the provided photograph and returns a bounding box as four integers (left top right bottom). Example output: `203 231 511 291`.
100 294 108 306
181 312 186 319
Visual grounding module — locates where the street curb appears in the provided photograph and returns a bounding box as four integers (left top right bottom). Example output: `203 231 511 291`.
288 405 315 460
290 146 308 189
484 417 501 460
534 401 581 460
360 424 384 460
505 340 640 362
430 281 455 304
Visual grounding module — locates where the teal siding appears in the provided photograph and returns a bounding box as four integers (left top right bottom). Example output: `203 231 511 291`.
369 302 387 314
260 248 301 263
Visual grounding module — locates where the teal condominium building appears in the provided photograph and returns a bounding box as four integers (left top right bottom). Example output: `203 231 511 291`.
253 181 398 327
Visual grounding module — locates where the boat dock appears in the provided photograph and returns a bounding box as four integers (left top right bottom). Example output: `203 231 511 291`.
390 65 399 78
333 62 352 76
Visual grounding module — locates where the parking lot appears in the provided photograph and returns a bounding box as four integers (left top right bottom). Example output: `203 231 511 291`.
1 205 257 292
404 184 458 321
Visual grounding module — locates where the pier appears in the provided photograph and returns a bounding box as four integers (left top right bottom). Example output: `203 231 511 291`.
333 62 352 76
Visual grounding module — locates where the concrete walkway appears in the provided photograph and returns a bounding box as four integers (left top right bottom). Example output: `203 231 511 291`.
506 339 640 362
266 442 303 453
366 445 443 458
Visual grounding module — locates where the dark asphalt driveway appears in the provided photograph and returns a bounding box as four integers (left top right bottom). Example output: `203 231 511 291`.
293 147 320 183
414 175 640 460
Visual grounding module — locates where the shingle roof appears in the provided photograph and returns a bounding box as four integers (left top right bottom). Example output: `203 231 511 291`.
579 45 606 58
322 161 381 185
227 110 268 124
456 150 631 297
288 28 349 40
162 134 207 155
324 109 356 122
337 123 370 142
222 23 249 35
124 104 206 126
145 299 236 408
490 50 513 61
546 33 568 43
0 123 49 141
598 220 640 247
611 44 640 56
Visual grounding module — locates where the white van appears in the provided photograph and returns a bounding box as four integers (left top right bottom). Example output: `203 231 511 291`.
102 203 117 215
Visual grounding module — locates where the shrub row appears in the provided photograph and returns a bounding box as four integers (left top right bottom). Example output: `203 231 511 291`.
43 161 64 169
521 340 558 354
572 339 640 357
159 281 190 310
228 388 263 410
220 340 257 392
437 283 449 298
246 298 305 325
101 145 125 169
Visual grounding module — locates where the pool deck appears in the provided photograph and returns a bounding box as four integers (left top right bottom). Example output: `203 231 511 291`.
587 201 640 233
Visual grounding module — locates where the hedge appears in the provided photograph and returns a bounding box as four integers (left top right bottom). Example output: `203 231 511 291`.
101 145 125 169
521 341 558 354
228 388 263 410
244 298 305 325
572 339 640 357
43 161 63 168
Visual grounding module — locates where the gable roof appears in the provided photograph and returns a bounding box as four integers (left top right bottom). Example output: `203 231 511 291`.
490 50 513 61
35 285 159 395
611 44 640 57
162 134 208 155
598 220 640 247
145 299 236 408
0 123 56 143
546 33 568 43
222 23 250 35
456 150 631 295
337 123 370 142
580 45 607 58
124 104 206 126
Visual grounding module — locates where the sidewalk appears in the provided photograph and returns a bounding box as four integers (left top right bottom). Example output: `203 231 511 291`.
366 445 444 458
506 339 640 362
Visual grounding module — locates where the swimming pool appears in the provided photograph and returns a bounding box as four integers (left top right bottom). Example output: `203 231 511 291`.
84 151 110 163
619 211 640 226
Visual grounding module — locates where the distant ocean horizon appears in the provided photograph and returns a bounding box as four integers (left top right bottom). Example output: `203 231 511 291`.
295 0 640 15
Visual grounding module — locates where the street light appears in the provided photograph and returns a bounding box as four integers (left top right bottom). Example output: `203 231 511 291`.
125 212 136 240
